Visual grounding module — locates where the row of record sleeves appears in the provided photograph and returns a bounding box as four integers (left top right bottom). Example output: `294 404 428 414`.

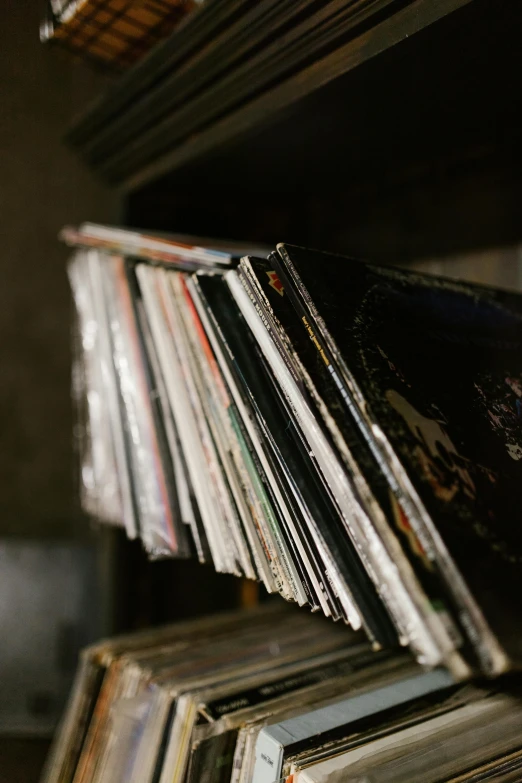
66 0 405 185
65 221 522 679
41 604 522 783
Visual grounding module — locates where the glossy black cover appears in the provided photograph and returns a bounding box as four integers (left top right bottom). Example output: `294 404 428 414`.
274 244 522 668
186 651 395 783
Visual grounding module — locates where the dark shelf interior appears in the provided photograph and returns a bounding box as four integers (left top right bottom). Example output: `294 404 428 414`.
120 0 522 262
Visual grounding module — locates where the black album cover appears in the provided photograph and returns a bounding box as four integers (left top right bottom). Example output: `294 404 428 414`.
273 244 522 672
193 275 347 619
254 252 466 662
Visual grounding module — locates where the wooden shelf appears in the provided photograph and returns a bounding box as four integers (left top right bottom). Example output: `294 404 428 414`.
69 0 474 188
122 0 522 262
67 0 522 261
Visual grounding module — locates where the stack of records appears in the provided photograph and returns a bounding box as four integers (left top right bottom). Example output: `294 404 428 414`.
41 606 522 783
66 0 422 185
65 223 522 678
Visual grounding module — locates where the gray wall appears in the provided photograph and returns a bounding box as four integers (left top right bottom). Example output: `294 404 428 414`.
0 0 120 536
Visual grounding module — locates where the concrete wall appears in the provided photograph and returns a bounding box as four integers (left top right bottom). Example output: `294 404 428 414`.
0 0 120 536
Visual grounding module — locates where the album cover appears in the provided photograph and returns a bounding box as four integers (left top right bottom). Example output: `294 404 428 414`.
273 244 522 675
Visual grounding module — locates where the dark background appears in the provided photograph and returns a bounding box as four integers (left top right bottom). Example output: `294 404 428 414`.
0 3 118 779
0 0 119 539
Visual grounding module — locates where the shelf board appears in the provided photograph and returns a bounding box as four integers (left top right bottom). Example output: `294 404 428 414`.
68 0 474 190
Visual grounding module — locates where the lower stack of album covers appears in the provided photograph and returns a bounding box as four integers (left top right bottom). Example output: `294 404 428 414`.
41 606 522 783
64 222 522 679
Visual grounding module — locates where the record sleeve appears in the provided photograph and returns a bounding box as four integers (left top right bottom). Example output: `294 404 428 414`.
295 692 522 783
135 263 228 572
184 647 374 783
252 667 454 783
133 279 208 561
245 254 470 668
283 680 486 779
152 614 357 783
227 265 453 670
69 249 136 536
165 270 252 578
273 244 522 675
61 224 237 269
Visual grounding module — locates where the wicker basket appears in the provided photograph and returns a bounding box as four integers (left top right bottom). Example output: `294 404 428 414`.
41 0 200 72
